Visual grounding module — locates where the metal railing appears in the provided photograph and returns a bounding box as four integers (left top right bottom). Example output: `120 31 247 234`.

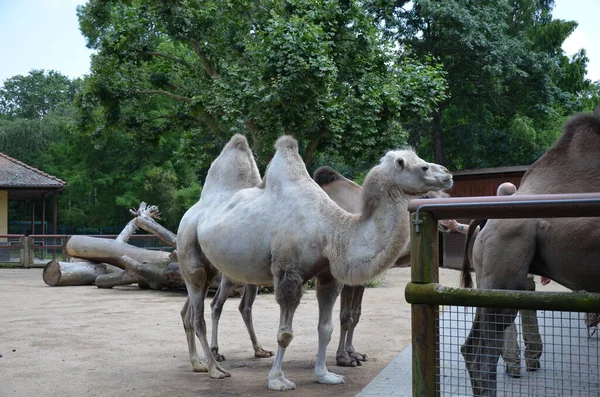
405 193 600 397
0 234 174 267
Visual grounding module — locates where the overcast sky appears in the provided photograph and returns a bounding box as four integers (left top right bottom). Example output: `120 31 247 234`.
0 0 598 84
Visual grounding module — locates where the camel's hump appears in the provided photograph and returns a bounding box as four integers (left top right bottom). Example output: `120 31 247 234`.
275 135 298 151
226 134 251 150
313 166 342 187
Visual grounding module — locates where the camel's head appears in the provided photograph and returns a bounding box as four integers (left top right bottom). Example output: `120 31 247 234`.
380 150 453 195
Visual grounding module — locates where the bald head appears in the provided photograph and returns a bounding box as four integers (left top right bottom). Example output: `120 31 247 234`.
496 182 517 196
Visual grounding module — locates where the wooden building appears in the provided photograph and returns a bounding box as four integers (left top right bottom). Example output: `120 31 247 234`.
0 152 67 237
442 165 528 269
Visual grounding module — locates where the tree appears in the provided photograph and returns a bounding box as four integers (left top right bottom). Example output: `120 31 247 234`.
76 0 447 172
0 70 80 119
372 0 591 169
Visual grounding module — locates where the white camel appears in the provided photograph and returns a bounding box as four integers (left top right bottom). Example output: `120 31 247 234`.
176 134 453 391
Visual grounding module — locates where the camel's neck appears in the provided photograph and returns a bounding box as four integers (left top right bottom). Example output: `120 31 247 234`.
326 186 412 285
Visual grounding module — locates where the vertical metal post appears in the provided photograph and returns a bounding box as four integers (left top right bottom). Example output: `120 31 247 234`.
410 211 440 397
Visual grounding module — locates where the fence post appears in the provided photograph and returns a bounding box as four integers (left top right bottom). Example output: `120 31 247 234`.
410 211 439 397
20 236 33 268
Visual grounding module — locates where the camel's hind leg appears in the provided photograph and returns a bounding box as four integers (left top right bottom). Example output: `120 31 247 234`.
238 284 274 358
210 275 236 362
336 284 368 367
178 233 231 379
461 307 517 397
315 271 345 384
181 296 207 372
210 277 273 361
267 264 304 391
187 266 232 379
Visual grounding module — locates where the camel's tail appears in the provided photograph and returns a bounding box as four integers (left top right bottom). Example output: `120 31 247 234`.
461 219 487 288
313 166 342 187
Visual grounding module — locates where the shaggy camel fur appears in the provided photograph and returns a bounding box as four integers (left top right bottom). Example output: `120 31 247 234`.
460 103 600 396
314 167 450 367
176 134 452 391
208 166 450 368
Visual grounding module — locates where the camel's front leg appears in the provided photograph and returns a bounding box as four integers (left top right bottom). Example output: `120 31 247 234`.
267 267 304 391
315 272 345 384
210 275 235 362
238 284 274 358
336 285 368 367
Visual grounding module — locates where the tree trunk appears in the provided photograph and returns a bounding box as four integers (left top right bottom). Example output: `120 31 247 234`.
95 268 142 289
64 235 183 289
42 260 112 286
432 110 445 165
44 202 184 290
66 235 174 267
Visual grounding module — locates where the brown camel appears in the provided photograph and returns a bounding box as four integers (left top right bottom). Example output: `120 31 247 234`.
176 134 452 391
460 103 600 396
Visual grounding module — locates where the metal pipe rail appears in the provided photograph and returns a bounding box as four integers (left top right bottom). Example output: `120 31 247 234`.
408 193 600 232
407 192 600 397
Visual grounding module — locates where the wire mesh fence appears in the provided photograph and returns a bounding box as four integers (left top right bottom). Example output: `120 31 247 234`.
438 306 600 397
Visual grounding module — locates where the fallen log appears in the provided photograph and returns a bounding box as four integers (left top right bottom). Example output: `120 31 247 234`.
43 202 187 290
43 260 111 286
65 235 182 289
65 235 173 267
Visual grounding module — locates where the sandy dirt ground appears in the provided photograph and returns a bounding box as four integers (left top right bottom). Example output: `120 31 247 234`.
0 267 568 397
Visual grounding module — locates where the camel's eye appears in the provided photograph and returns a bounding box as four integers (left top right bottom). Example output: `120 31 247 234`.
395 158 405 169
421 165 429 172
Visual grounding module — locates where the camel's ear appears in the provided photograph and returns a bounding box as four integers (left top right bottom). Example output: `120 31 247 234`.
594 101 600 118
395 157 405 169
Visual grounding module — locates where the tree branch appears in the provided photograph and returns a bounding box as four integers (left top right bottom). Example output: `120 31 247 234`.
245 119 261 153
188 39 219 79
303 127 328 165
136 51 193 68
135 89 193 102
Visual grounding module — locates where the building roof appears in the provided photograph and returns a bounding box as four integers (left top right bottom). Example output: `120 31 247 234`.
0 152 66 200
451 165 529 177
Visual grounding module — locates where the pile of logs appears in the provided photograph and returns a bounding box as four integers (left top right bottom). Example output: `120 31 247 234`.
43 203 185 290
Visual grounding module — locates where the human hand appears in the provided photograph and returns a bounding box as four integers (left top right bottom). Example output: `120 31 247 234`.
439 219 459 232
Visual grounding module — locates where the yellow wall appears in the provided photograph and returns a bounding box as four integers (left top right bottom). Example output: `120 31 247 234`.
0 190 6 236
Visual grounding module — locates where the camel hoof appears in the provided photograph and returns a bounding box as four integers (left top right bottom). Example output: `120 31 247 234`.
211 348 226 362
348 351 368 362
254 347 274 358
268 376 296 391
526 361 540 372
316 371 345 385
505 365 521 378
336 355 360 367
192 361 208 372
209 366 231 379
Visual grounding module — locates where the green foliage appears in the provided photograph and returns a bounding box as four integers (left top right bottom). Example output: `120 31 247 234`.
0 0 596 235
76 0 446 170
0 70 80 119
375 0 592 168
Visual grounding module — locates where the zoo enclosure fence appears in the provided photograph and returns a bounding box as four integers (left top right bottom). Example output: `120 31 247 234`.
0 234 174 267
405 193 600 397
